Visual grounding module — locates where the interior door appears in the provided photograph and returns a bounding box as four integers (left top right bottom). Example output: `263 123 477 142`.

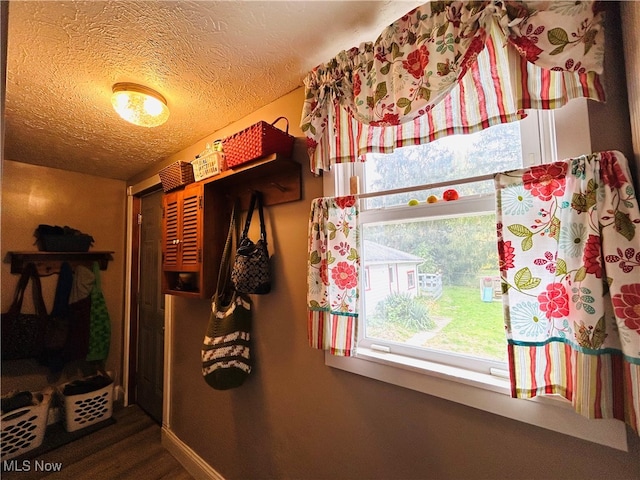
137 190 165 423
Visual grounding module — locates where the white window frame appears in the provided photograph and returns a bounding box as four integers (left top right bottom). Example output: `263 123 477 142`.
322 103 629 451
364 267 371 291
407 270 416 290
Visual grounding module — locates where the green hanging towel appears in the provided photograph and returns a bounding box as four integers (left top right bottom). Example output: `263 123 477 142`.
86 262 111 362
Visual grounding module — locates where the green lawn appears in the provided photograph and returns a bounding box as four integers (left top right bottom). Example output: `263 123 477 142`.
366 285 508 363
424 286 508 362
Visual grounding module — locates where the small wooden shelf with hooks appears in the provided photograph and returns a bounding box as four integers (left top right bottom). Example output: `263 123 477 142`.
201 153 302 209
161 153 301 298
6 251 114 276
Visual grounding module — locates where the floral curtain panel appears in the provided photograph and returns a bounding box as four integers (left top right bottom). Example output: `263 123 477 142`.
495 151 640 433
301 0 606 174
307 196 360 356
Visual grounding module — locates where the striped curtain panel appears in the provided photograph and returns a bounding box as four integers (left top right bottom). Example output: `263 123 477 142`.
307 196 360 356
495 151 640 433
301 1 606 174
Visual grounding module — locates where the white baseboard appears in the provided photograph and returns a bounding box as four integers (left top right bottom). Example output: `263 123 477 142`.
114 384 124 403
161 427 225 480
47 406 62 426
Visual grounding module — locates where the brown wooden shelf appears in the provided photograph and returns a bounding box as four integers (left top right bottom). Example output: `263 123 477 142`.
6 251 114 276
160 153 301 298
200 153 302 210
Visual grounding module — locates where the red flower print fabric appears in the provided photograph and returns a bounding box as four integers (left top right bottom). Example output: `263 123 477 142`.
331 262 358 290
583 234 603 278
538 284 570 319
612 283 640 333
510 35 544 63
402 45 430 80
308 196 360 356
498 240 515 272
522 163 567 201
495 151 640 433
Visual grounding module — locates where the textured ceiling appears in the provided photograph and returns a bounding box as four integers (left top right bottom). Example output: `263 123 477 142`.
3 0 423 180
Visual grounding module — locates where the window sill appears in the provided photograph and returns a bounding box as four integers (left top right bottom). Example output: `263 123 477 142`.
325 347 629 451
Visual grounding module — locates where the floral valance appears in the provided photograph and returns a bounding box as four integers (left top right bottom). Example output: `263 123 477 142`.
301 1 606 174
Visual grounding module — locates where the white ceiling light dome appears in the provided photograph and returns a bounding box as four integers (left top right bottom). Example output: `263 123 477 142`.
111 83 170 128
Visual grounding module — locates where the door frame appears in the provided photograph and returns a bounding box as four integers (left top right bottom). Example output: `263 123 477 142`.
124 175 173 429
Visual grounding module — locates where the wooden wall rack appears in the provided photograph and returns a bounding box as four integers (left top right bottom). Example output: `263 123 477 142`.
201 153 302 210
160 153 301 298
6 251 114 276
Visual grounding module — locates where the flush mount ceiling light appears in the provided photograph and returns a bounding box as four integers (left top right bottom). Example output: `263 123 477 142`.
111 82 169 127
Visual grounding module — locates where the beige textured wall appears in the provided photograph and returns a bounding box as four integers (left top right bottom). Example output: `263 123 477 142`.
0 161 127 391
163 88 640 479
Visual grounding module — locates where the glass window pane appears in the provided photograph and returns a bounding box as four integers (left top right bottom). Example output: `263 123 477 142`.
361 213 508 364
363 122 523 209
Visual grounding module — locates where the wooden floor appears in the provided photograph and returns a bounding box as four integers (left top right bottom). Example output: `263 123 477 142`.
2 405 194 480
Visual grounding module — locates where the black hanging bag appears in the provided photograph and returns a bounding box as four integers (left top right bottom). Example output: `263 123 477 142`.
38 261 73 371
231 191 271 294
202 202 252 390
2 263 48 360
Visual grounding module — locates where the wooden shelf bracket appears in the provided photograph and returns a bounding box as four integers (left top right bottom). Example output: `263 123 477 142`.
5 251 114 276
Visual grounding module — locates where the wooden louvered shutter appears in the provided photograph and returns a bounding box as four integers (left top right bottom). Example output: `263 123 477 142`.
162 193 180 268
180 185 201 266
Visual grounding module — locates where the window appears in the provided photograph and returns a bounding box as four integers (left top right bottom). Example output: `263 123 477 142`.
345 114 545 373
407 271 416 289
323 107 629 451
